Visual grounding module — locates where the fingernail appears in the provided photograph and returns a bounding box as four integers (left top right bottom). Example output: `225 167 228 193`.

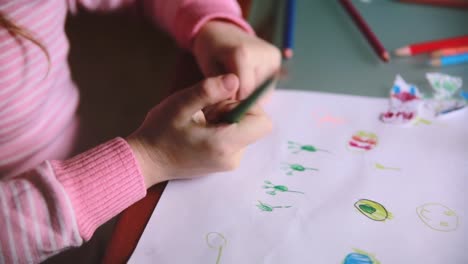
221 74 238 91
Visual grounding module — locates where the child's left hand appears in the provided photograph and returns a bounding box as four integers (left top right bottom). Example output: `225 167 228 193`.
193 20 281 100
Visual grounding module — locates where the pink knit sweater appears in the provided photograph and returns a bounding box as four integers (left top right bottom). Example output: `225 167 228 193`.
0 1 252 263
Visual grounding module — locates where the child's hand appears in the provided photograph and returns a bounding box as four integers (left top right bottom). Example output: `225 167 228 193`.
193 21 281 100
127 74 272 188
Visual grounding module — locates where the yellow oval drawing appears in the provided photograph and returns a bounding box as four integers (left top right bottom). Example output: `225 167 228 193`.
416 203 458 232
354 199 391 221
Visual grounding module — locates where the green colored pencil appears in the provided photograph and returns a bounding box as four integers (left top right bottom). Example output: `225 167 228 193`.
220 75 277 123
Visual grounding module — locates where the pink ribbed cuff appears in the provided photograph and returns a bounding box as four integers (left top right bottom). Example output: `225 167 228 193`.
173 2 255 50
51 138 146 240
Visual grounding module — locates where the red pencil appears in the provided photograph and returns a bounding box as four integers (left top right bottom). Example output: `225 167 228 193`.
398 0 468 9
339 0 390 62
395 35 468 56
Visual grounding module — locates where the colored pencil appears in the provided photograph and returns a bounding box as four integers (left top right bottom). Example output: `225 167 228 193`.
339 0 390 62
397 0 468 9
282 0 296 59
395 35 468 56
429 52 468 67
432 46 468 58
220 75 277 123
438 105 466 115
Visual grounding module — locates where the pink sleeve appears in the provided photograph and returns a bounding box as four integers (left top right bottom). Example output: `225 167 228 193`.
68 0 254 50
144 0 255 49
0 138 146 263
67 0 136 12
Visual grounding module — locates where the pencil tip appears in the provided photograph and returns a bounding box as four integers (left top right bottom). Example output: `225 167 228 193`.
429 59 441 67
431 51 441 58
394 47 410 56
382 52 391 62
283 49 293 59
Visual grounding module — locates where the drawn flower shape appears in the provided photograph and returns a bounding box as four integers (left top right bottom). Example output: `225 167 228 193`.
416 203 459 232
287 141 330 154
281 162 318 176
343 248 380 264
206 232 226 264
354 199 392 221
256 201 291 212
262 180 304 196
347 131 378 152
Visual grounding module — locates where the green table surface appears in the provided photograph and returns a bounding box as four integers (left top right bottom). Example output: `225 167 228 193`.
249 0 468 97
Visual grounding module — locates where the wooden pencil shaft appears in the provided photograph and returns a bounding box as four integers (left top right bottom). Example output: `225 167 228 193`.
432 46 468 57
339 0 388 62
283 0 296 49
440 53 468 66
410 35 468 55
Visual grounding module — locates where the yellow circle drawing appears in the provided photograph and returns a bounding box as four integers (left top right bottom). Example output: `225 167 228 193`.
416 203 459 232
206 232 227 249
206 232 227 264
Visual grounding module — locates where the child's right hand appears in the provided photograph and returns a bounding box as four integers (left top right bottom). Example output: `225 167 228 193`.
127 74 272 188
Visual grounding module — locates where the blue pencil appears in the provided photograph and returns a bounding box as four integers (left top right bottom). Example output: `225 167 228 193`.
438 105 466 115
430 52 468 67
283 0 296 59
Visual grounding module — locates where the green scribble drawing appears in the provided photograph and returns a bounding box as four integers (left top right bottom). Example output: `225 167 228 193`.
262 180 304 195
433 80 456 93
432 79 460 99
287 141 330 154
256 201 292 212
342 248 381 264
375 162 401 171
206 232 227 264
281 162 318 176
354 199 393 221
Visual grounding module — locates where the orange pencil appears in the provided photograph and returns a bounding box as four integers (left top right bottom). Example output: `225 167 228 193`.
429 52 468 67
431 46 468 58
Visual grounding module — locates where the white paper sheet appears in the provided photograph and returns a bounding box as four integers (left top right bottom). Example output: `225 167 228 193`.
129 90 468 264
